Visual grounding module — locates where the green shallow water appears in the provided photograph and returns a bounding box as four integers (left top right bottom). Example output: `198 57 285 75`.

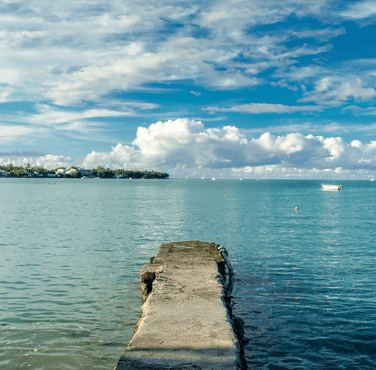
1 178 375 369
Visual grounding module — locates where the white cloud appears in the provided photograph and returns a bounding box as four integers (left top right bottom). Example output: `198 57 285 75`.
276 65 324 81
81 119 376 176
270 79 298 91
0 69 21 84
0 153 73 168
290 27 345 42
199 0 329 33
351 140 362 148
299 78 376 105
83 144 141 169
203 103 322 114
0 0 361 109
341 1 376 19
1 0 376 179
46 42 260 106
244 121 376 135
46 51 179 105
55 120 105 134
28 104 141 126
0 0 337 107
0 125 48 143
3 118 376 178
0 101 160 147
0 87 14 102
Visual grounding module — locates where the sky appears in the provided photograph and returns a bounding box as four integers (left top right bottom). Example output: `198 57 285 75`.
1 0 376 179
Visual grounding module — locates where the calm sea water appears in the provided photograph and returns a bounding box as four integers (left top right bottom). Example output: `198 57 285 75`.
1 178 375 369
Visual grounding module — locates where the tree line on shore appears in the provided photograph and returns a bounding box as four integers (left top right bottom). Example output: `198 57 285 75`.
0 164 169 179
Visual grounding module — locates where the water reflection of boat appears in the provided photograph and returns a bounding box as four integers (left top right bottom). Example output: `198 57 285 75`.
321 183 342 191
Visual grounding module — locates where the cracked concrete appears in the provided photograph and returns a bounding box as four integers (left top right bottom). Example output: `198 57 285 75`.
115 241 243 370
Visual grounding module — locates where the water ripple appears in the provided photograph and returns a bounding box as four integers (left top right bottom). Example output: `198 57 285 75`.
1 179 375 369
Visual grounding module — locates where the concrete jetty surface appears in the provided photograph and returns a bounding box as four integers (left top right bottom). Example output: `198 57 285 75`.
114 241 245 370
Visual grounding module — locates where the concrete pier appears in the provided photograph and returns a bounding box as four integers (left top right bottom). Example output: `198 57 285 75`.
114 241 245 370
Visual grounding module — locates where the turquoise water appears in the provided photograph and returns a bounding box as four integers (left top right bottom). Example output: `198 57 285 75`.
0 178 375 369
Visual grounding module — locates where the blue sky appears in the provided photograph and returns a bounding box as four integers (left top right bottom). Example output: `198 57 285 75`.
1 0 376 178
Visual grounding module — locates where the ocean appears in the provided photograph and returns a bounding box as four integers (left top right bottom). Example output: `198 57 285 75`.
1 178 375 369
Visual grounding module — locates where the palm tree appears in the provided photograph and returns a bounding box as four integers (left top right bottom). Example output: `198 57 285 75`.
26 163 32 176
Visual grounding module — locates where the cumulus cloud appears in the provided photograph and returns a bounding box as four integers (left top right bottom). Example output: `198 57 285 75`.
203 103 322 114
83 144 142 170
2 0 376 180
3 119 376 178
81 119 376 177
0 153 74 168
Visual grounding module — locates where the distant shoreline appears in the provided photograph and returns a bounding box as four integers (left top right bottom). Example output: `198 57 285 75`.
0 165 169 179
0 176 169 179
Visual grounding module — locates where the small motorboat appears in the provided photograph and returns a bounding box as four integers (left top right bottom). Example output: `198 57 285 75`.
321 183 342 191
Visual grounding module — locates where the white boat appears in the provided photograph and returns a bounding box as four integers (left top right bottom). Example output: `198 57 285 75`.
321 183 342 191
371 175 374 182
212 177 216 181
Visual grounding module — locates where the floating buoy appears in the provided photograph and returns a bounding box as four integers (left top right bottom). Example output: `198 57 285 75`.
295 207 299 210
